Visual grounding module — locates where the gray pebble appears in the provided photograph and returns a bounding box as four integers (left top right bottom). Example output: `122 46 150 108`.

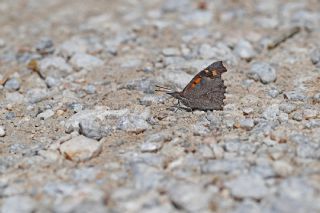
310 48 320 65
249 62 277 84
313 93 320 103
284 91 306 101
262 104 279 120
140 142 163 153
0 126 5 137
79 119 110 140
117 111 151 133
39 56 72 78
279 103 296 113
126 78 156 94
234 39 256 60
224 138 240 152
201 159 246 174
35 37 54 54
70 53 103 71
68 103 84 113
268 88 279 98
37 109 55 120
26 88 48 104
4 78 20 91
225 174 269 199
45 76 60 88
162 47 180 56
1 196 36 213
139 95 166 106
292 112 303 121
85 84 96 94
239 118 255 130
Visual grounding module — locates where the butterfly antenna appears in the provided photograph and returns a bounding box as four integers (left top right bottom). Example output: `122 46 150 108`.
155 85 173 92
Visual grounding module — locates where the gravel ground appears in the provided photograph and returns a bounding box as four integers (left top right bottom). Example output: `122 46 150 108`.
1 0 320 212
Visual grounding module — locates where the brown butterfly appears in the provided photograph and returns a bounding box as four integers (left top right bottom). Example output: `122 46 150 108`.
156 61 227 111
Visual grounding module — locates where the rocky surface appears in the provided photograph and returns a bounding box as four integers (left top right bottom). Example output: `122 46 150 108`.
0 0 320 212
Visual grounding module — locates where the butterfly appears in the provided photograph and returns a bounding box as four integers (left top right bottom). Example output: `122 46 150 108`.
156 61 227 111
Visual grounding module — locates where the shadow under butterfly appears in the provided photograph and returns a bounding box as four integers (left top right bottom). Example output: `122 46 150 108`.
156 61 227 111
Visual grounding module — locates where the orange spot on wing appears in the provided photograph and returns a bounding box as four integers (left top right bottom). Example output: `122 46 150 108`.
191 76 201 88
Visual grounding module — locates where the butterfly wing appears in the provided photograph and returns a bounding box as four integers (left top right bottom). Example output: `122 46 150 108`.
182 61 227 94
181 61 227 110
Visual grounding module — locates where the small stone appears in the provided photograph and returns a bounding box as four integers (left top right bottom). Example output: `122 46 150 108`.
59 135 102 162
0 126 6 137
117 111 150 133
1 196 36 213
310 48 320 65
197 144 215 159
139 95 166 106
303 109 318 120
68 103 84 113
224 139 240 152
45 76 60 88
182 11 212 26
268 88 279 98
292 111 303 121
242 107 254 115
26 88 48 104
278 112 289 123
162 47 180 56
37 109 55 120
234 39 256 60
85 84 96 94
249 62 277 84
4 78 20 91
262 104 279 120
211 144 224 159
140 142 163 153
201 159 245 174
273 160 293 177
39 56 72 78
239 118 255 130
279 103 296 113
168 183 214 212
313 93 320 103
70 53 103 71
225 175 268 199
284 91 306 101
35 37 54 54
126 78 156 94
79 119 110 140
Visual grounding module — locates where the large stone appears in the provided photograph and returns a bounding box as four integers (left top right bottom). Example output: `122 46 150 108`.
59 135 102 162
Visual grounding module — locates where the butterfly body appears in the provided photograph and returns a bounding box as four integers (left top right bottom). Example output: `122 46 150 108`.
167 61 227 111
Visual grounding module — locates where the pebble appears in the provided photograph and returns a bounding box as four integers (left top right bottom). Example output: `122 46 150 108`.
303 109 318 120
201 159 246 174
26 88 48 104
262 104 279 120
139 95 166 106
117 111 151 133
85 84 96 94
58 37 89 57
0 126 6 137
284 91 306 101
168 183 214 212
59 135 102 162
234 39 256 61
39 56 72 78
225 175 268 199
268 88 280 98
4 78 20 91
70 53 104 71
292 111 303 121
162 47 180 56
1 196 36 213
126 78 156 94
35 37 54 54
79 119 110 140
37 109 55 120
273 160 293 177
224 139 240 152
239 118 255 130
313 93 320 103
279 103 296 113
181 11 213 26
249 62 277 84
140 142 163 153
310 48 320 65
45 76 60 88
